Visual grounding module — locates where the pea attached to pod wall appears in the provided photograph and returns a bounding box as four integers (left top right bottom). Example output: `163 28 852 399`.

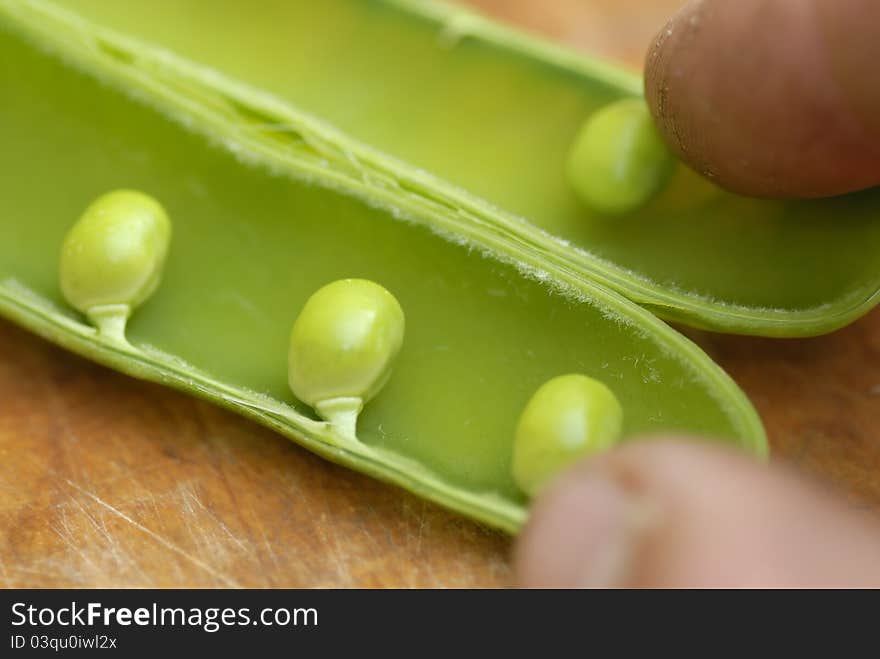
288 278 405 442
59 189 172 344
512 374 624 497
566 98 675 215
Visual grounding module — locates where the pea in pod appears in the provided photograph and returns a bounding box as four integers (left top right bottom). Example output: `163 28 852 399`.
512 374 624 497
59 189 171 343
0 0 766 532
566 99 675 215
288 279 405 441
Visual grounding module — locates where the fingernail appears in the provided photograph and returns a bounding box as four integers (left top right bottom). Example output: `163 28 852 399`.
517 467 660 588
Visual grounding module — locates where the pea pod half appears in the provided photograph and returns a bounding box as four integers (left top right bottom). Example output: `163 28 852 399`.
45 0 880 336
0 1 765 532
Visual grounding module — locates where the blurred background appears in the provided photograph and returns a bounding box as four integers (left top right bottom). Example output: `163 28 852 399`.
465 0 685 67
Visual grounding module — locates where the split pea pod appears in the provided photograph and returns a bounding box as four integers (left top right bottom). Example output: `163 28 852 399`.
52 0 880 336
0 1 767 531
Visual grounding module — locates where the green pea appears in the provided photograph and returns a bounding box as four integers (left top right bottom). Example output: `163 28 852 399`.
512 374 623 497
566 98 674 215
288 278 405 441
59 189 171 342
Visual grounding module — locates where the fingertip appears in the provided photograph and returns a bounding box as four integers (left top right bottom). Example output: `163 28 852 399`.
643 0 880 198
514 436 880 587
514 463 649 588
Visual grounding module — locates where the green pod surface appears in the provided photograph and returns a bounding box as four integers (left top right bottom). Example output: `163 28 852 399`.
43 0 880 336
0 1 765 532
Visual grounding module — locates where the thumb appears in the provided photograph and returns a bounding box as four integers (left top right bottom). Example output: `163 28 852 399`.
514 437 880 587
644 0 880 198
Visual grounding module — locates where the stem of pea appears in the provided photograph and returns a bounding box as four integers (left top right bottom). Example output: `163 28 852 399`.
86 304 131 347
315 396 363 444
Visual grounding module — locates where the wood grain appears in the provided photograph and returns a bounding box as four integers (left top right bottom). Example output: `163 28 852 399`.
2 0 878 587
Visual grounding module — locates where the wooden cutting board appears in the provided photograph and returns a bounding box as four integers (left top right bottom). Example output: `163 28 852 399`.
2 0 878 587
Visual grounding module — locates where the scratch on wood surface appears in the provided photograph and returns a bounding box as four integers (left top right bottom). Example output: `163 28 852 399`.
190 401 271 578
258 524 280 570
313 513 353 586
175 482 244 575
53 502 102 577
70 492 145 581
192 405 279 586
181 483 249 553
63 478 241 587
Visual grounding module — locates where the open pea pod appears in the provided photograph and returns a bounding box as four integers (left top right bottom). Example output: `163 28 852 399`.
41 0 880 337
0 0 765 532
